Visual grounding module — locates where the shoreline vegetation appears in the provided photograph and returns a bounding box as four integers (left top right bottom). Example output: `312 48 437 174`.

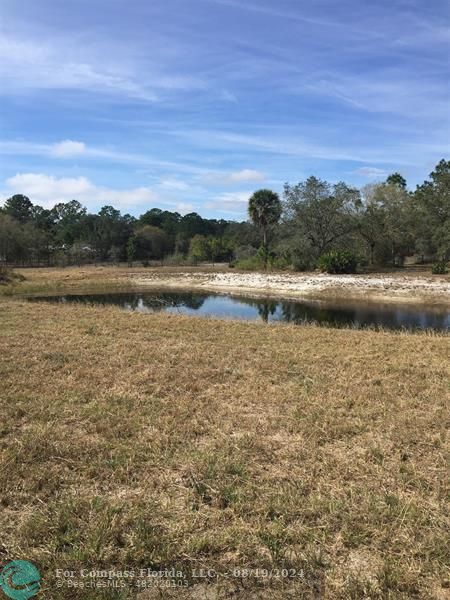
1 265 449 307
0 294 448 598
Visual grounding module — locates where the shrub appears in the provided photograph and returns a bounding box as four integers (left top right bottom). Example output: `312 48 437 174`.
318 250 358 274
291 257 313 272
0 265 9 283
431 260 448 275
0 266 25 285
270 256 291 270
234 251 294 271
163 253 196 266
234 255 264 271
234 245 258 261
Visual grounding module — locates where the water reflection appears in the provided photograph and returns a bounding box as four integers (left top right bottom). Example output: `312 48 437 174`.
28 290 449 332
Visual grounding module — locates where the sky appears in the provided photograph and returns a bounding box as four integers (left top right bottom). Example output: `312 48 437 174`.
0 0 449 220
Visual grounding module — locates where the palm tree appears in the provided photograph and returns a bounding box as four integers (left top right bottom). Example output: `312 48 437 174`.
248 189 282 269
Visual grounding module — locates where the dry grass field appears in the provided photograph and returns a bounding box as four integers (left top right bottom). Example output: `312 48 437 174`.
0 268 449 598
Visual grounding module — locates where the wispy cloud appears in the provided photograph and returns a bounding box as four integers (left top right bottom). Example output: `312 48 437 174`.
170 129 400 164
157 178 192 192
0 139 210 175
169 126 450 168
0 36 154 100
303 72 450 120
354 167 388 179
0 33 206 101
204 191 251 215
50 140 87 158
201 169 265 185
206 0 347 29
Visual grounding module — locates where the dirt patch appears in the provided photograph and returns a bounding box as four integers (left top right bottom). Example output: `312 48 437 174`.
131 271 450 305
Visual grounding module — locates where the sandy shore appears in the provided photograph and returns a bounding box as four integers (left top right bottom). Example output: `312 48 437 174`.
131 270 450 305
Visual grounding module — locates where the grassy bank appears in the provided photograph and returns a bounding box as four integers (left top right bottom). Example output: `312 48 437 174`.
0 298 448 598
0 265 162 297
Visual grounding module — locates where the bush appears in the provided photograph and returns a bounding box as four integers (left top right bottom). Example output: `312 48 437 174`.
0 266 25 285
431 260 448 275
317 250 358 274
270 256 291 270
291 257 313 272
234 255 264 271
0 266 11 284
234 245 258 261
163 253 196 266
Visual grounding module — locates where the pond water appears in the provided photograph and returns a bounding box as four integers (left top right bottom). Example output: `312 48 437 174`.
28 290 450 331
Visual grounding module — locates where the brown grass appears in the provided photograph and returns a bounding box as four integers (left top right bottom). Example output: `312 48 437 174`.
0 290 449 598
0 265 227 296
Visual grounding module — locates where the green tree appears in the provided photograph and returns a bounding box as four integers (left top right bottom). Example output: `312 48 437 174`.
69 242 95 266
0 214 25 263
189 235 210 263
358 185 388 266
127 236 137 265
135 225 171 261
92 205 132 260
386 173 407 189
414 159 450 260
248 189 282 269
208 237 231 265
283 177 360 263
3 195 34 223
51 200 87 246
31 205 55 233
368 182 413 266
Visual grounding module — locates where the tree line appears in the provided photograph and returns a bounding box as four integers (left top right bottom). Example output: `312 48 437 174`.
0 159 448 271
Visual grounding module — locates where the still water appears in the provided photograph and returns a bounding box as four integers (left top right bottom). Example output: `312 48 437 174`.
28 290 450 331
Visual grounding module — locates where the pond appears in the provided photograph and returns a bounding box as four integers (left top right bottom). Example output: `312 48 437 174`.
28 290 450 331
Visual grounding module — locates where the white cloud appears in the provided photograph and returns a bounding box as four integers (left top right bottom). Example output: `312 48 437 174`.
0 139 210 175
50 140 87 158
228 169 265 183
204 191 251 214
175 202 195 214
6 173 92 202
354 166 388 178
202 169 265 185
158 178 191 191
3 173 162 210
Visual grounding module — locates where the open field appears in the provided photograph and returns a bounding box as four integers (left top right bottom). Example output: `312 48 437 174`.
0 289 449 598
1 265 450 305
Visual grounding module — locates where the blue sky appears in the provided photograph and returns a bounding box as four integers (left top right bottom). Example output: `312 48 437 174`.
0 0 449 219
